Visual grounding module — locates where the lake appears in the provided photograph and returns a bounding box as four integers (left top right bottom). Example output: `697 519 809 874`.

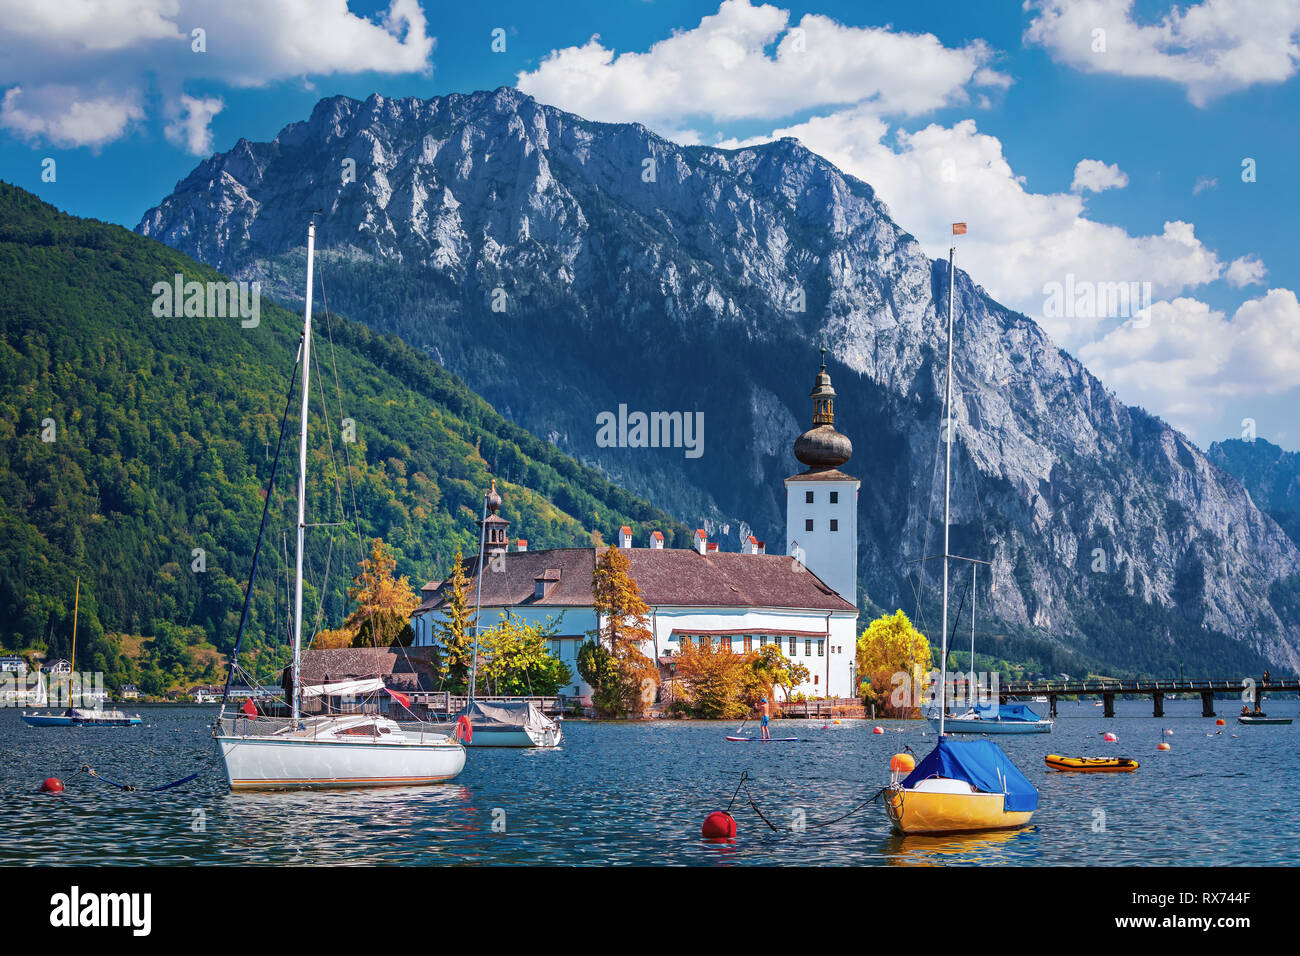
1 698 1295 866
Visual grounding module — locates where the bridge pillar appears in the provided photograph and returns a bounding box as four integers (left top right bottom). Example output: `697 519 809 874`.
1103 692 1115 718
1153 691 1164 718
1201 690 1215 718
1049 695 1058 718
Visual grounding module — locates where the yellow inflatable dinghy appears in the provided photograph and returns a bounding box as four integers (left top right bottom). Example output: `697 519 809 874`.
1045 754 1138 773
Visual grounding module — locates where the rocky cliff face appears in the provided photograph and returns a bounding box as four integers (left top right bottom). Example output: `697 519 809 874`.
138 87 1300 675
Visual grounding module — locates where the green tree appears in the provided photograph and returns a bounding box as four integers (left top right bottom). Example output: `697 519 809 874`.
432 549 474 692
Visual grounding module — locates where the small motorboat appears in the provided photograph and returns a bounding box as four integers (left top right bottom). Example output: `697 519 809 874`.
452 699 563 747
1045 754 1138 773
22 708 142 727
1237 714 1292 725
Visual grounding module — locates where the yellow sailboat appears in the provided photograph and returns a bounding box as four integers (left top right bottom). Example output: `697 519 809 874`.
882 225 1038 836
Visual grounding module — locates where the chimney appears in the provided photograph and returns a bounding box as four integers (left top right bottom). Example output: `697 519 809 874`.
618 526 633 549
693 529 707 555
516 539 528 552
650 530 665 550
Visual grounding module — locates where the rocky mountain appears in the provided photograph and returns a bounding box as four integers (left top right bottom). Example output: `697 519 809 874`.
138 88 1300 676
1209 438 1300 549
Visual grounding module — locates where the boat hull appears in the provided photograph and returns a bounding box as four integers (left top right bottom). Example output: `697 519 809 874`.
928 716 1052 734
466 725 562 748
1237 716 1292 725
216 734 466 790
21 712 142 727
885 786 1033 834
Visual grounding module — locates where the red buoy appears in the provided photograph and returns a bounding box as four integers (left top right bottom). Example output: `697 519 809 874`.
39 777 64 793
702 811 737 840
872 726 884 734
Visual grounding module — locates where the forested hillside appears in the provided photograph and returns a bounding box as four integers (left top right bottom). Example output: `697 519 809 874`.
0 182 688 692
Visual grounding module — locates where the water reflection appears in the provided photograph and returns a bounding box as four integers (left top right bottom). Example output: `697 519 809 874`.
883 826 1039 866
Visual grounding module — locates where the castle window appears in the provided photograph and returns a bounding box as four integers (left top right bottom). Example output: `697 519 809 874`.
805 519 814 532
805 491 814 504
818 640 825 657
830 519 838 532
720 636 732 651
743 635 752 653
830 491 839 504
788 637 797 656
805 640 812 656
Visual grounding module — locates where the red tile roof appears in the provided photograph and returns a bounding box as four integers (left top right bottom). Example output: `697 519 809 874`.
418 547 855 613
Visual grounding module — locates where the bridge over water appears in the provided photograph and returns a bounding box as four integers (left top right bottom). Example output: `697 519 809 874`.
994 677 1300 717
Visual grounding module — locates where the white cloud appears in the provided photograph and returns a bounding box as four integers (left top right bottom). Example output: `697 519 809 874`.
0 85 144 148
0 0 434 149
1078 290 1300 426
515 0 1009 125
1193 175 1218 194
164 93 223 154
1024 0 1300 106
1070 158 1128 193
721 108 1225 347
1226 255 1267 287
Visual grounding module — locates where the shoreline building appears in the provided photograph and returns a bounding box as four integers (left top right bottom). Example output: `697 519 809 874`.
411 359 862 701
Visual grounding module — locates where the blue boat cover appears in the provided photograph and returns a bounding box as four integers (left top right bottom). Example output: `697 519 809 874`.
902 738 1039 812
998 703 1041 722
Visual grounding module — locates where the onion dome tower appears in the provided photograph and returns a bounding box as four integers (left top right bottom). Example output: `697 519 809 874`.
784 350 860 605
478 479 510 555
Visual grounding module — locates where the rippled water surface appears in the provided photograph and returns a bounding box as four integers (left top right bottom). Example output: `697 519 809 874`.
2 699 1295 865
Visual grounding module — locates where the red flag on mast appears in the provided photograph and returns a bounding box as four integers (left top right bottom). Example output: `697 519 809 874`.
386 687 411 709
952 222 967 235
241 696 257 717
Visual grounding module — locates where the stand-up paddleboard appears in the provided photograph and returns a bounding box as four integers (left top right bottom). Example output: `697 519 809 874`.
725 735 799 742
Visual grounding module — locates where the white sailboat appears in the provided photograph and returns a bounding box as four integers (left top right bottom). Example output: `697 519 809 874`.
928 565 1053 735
214 221 466 790
884 223 1039 834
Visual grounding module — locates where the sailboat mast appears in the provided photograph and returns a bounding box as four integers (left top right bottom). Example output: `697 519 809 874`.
970 564 976 709
939 243 957 737
469 489 489 703
292 221 316 722
71 577 79 672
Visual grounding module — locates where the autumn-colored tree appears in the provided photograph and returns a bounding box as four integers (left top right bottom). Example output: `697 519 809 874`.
432 548 474 692
750 643 807 705
581 546 658 717
856 610 933 717
674 638 753 719
338 538 419 648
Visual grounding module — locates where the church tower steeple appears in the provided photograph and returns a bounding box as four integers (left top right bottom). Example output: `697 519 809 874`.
784 352 860 606
478 479 510 555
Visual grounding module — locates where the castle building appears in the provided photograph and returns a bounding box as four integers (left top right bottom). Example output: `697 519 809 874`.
411 358 861 702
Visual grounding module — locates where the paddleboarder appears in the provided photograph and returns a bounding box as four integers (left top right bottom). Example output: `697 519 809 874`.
757 697 771 740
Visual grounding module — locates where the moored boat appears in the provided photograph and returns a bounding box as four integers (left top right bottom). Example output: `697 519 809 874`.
929 702 1053 735
885 738 1037 834
22 708 142 727
1237 714 1292 725
1045 754 1138 772
432 699 563 748
212 220 466 791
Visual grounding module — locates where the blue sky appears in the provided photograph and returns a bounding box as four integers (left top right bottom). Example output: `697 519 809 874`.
3 0 1299 450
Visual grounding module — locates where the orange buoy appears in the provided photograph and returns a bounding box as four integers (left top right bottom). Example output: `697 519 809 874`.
39 777 63 793
1215 718 1226 725
455 714 473 743
872 726 884 734
702 811 737 839
890 753 916 774
1157 742 1171 751
1103 732 1117 742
